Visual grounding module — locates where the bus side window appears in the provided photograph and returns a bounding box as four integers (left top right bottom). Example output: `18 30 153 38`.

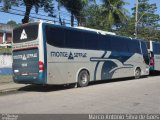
141 42 148 55
65 29 84 49
84 32 99 50
98 35 111 51
109 36 129 52
158 44 160 54
120 37 130 53
46 26 65 47
128 40 141 54
152 42 160 54
109 35 119 52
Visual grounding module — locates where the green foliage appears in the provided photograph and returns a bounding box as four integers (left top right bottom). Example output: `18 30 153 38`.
137 28 160 41
83 4 108 30
117 0 160 41
58 0 84 26
7 20 19 28
38 0 54 17
132 0 160 28
0 0 92 26
117 22 160 41
0 0 21 11
1 0 160 41
57 0 94 26
84 0 128 31
0 0 54 23
101 0 128 30
115 18 135 37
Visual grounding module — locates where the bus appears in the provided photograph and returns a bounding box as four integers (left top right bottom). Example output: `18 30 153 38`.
12 21 149 87
147 41 160 72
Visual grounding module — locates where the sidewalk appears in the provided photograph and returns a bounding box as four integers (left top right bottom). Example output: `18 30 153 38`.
0 75 27 94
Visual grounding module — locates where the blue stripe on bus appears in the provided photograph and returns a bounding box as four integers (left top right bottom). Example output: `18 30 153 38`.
91 51 134 80
93 51 107 80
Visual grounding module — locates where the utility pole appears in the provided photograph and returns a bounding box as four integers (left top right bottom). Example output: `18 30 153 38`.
135 0 138 38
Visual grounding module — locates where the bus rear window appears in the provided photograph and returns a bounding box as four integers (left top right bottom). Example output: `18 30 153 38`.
13 23 39 43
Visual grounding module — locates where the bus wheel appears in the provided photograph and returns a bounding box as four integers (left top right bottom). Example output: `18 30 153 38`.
135 68 141 79
77 70 90 87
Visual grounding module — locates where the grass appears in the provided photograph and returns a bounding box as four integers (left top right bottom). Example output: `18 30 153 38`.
0 75 13 83
0 48 12 53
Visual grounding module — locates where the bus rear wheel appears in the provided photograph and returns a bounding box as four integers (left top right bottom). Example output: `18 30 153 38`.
77 70 90 87
135 68 141 79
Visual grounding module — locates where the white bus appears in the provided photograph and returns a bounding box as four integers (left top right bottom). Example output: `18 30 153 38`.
12 22 149 87
147 41 160 72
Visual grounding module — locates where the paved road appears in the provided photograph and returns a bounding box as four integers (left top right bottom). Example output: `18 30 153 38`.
0 76 160 114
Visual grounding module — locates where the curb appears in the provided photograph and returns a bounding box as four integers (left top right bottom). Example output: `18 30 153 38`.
0 81 14 85
0 83 27 95
0 87 20 95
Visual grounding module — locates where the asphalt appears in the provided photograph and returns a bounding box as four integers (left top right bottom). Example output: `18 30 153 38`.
0 75 27 94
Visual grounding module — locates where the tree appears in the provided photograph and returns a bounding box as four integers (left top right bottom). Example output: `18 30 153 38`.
0 0 14 11
83 0 128 31
22 0 54 24
101 0 128 30
57 0 95 26
116 0 160 41
0 0 94 26
0 0 54 24
7 20 18 27
83 4 108 30
131 0 160 40
116 17 135 37
132 0 160 28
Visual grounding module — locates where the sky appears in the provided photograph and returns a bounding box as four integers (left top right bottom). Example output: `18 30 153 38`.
0 0 160 24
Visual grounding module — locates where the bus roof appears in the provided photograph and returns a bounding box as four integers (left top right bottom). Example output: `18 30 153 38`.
19 21 146 42
75 26 116 35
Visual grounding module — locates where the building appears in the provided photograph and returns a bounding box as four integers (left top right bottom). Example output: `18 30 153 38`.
0 23 13 48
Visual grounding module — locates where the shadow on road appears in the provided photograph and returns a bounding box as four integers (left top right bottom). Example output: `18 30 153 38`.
17 77 143 92
149 71 160 76
17 72 160 92
18 84 76 92
89 76 144 86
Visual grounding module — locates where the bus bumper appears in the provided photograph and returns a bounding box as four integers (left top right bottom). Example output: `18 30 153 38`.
13 72 46 85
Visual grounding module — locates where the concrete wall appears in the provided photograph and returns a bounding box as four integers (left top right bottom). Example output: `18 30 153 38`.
0 54 12 68
6 33 12 43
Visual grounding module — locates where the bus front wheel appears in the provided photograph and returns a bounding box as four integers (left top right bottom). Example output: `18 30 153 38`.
77 70 90 87
135 68 141 79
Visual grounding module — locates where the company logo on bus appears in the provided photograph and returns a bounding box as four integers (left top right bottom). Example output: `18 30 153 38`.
20 29 27 40
51 51 87 60
13 53 38 60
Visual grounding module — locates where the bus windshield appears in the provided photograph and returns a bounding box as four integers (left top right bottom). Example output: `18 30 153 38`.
12 23 41 84
13 23 39 43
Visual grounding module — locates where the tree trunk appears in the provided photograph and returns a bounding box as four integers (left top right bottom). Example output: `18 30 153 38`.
22 0 33 24
59 13 63 25
71 13 74 27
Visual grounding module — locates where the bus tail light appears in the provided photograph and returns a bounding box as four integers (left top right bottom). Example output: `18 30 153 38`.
39 61 44 72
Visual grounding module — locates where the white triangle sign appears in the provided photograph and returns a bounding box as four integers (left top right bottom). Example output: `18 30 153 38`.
22 54 27 60
20 29 27 40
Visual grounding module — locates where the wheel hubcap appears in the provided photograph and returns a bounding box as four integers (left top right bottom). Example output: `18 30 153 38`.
81 74 87 84
135 70 140 77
